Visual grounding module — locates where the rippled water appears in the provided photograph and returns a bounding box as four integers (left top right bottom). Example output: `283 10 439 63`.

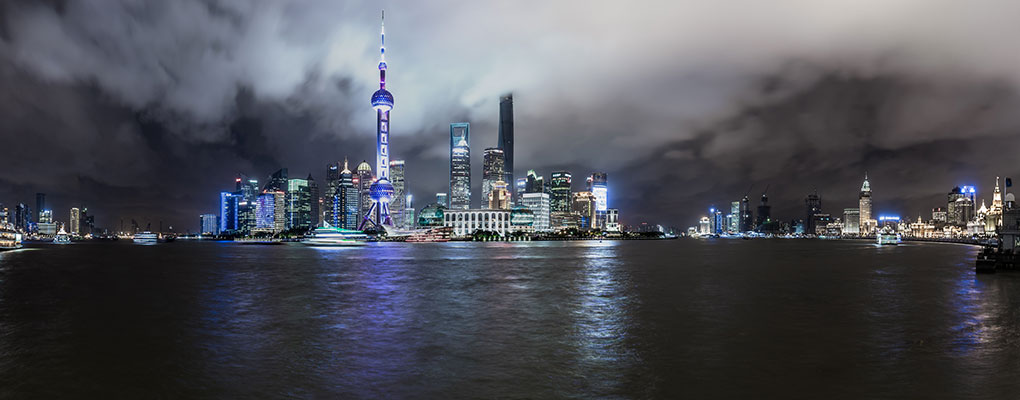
1 239 1018 398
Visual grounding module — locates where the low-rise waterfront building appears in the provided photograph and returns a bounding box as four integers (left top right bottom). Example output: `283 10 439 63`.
443 209 512 237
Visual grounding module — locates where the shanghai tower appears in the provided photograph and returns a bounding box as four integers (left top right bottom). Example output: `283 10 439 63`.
361 11 395 229
498 94 514 201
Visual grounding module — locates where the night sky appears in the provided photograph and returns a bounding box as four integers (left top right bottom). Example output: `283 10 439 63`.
2 0 1020 231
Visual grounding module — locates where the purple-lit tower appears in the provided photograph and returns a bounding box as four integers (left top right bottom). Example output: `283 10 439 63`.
361 10 395 229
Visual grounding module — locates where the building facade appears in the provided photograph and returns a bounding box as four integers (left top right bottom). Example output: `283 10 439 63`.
488 180 511 210
390 160 407 228
200 214 219 236
522 192 551 231
443 209 512 237
843 208 860 235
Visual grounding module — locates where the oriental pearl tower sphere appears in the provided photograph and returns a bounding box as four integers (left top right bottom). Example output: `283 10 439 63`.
362 10 395 229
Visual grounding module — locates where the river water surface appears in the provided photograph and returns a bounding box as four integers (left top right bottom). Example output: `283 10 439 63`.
1 239 1017 398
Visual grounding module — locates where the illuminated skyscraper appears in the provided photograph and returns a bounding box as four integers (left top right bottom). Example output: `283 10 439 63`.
286 176 314 230
859 173 874 234
551 171 572 213
390 160 406 228
450 122 471 209
35 193 45 223
572 191 596 229
436 193 449 208
498 94 514 199
843 208 860 235
587 172 608 229
255 191 286 234
265 168 288 192
482 148 505 205
70 207 81 235
324 162 341 227
340 161 360 229
200 214 219 236
729 201 740 233
218 192 238 233
755 192 771 232
361 11 397 228
404 194 415 228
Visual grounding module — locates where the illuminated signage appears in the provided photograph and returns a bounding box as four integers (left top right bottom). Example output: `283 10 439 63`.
593 186 608 212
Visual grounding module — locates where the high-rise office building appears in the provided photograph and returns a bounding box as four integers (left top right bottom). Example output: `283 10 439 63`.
843 208 860 235
572 191 597 229
340 162 360 229
739 196 754 232
286 177 314 230
236 176 259 233
755 192 771 231
308 175 319 228
70 207 81 235
606 209 621 232
219 192 239 233
498 94 514 200
324 162 341 227
255 191 286 234
265 168 288 192
526 170 542 193
450 122 471 209
551 171 572 213
390 160 406 228
362 12 397 228
35 192 45 221
489 180 511 210
805 191 822 234
859 174 874 234
357 161 374 221
587 172 608 229
932 207 948 223
436 192 449 208
482 148 505 205
522 192 551 231
38 209 52 224
200 214 219 235
729 201 740 233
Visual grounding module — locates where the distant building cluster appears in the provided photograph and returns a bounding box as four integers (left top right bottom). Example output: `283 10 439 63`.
0 193 100 238
691 174 1014 240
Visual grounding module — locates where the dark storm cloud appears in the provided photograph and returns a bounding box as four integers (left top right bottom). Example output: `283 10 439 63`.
1 0 1020 229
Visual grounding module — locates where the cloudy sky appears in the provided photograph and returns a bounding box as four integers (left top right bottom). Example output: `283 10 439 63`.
2 0 1020 230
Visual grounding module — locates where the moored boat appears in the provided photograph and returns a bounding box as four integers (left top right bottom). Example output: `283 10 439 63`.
133 231 159 244
53 228 72 245
0 224 22 251
303 224 369 246
877 227 901 245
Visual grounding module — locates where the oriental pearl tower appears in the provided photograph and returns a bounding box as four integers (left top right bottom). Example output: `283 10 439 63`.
361 10 395 229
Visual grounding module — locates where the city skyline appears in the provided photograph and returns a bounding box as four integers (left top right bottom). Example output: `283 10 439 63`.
2 1 1020 229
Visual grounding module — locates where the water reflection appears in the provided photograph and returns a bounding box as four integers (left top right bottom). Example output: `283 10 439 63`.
569 241 637 395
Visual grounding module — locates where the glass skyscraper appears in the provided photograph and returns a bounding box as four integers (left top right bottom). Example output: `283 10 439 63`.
482 148 505 206
498 94 514 200
340 161 359 229
324 162 341 227
450 123 471 210
550 171 572 213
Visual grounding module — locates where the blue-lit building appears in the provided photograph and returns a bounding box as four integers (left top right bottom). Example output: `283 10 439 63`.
200 214 219 236
219 192 239 233
587 172 608 229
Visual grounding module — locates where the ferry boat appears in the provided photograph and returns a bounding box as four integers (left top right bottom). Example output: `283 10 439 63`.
53 228 72 245
877 227 901 245
405 227 453 243
302 224 369 246
132 231 159 244
0 224 22 251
